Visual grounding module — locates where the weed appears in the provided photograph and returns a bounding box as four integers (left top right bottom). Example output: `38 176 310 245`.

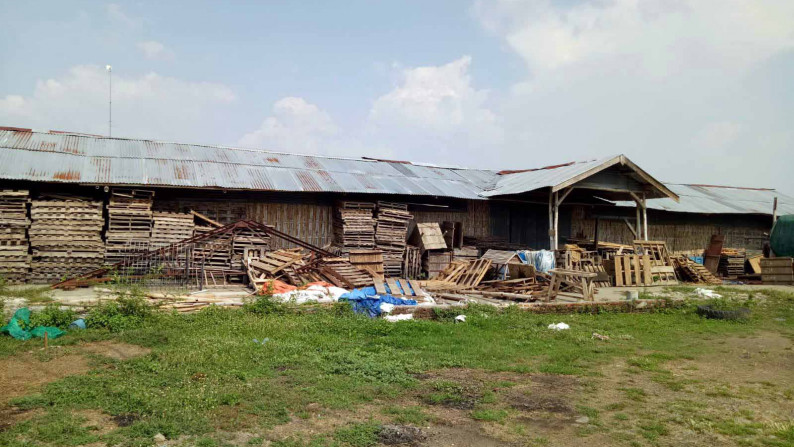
640 421 669 440
243 293 286 316
85 292 153 332
471 409 508 423
381 406 430 425
621 387 647 402
29 304 76 329
333 421 380 447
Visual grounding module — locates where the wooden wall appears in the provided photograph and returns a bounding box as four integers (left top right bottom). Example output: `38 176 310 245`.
570 205 771 253
413 200 491 238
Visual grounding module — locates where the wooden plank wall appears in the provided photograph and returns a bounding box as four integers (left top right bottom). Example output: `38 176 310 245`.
413 200 491 238
570 206 769 252
247 202 333 249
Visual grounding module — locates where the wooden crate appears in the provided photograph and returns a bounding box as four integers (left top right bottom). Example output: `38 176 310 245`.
761 258 794 285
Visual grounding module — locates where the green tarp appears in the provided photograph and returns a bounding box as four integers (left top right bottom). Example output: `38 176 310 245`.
1 307 66 340
771 215 794 257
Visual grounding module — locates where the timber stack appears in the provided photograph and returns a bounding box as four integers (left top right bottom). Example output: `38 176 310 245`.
0 190 30 283
150 212 194 248
105 189 154 264
718 248 745 278
375 201 412 277
29 196 104 283
333 201 376 251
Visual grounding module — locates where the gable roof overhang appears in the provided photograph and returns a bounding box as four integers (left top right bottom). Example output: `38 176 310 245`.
480 155 679 202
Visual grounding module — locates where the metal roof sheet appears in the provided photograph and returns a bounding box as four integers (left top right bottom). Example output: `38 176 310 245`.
0 130 789 216
0 130 498 199
480 156 620 197
616 184 794 215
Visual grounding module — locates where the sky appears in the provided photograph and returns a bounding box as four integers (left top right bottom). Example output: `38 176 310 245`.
1 0 793 195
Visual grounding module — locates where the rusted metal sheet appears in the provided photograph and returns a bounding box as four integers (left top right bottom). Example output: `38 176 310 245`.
0 130 495 199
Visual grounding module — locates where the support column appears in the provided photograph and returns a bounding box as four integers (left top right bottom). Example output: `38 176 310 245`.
642 193 648 241
548 190 555 250
553 191 559 251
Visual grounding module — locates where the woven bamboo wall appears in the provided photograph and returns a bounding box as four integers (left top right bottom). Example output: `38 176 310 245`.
570 206 769 252
413 200 491 238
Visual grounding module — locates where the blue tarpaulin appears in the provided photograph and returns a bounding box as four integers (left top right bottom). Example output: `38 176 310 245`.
339 287 418 318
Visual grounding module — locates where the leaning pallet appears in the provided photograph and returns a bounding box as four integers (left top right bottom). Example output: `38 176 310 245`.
633 240 672 266
29 197 104 283
0 190 30 283
319 260 374 289
402 245 421 279
105 189 154 264
349 249 385 277
610 254 677 286
673 256 721 284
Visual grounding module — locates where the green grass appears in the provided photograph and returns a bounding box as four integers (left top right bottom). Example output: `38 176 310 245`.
0 288 792 446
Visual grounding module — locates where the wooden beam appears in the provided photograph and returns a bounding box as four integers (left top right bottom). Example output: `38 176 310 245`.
623 218 638 238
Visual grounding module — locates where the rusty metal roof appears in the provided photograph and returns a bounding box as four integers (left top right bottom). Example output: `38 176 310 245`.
480 154 678 201
0 130 498 199
617 184 794 215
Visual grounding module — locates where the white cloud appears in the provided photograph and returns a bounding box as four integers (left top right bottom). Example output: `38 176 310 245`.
368 56 503 161
469 0 794 189
106 3 138 28
136 40 173 60
239 97 341 154
474 0 794 76
0 65 236 141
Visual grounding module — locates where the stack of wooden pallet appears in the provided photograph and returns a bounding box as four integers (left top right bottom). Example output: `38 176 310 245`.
0 190 30 283
349 249 385 277
105 189 154 264
718 248 746 278
375 202 412 276
333 201 375 250
29 197 104 283
150 212 194 248
760 258 793 285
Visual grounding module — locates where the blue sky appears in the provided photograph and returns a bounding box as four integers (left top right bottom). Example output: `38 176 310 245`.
1 1 793 197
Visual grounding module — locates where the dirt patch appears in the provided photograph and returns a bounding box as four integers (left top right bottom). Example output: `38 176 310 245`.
0 352 91 404
265 403 386 443
80 341 151 360
74 409 118 435
0 407 42 432
423 425 515 447
111 413 138 427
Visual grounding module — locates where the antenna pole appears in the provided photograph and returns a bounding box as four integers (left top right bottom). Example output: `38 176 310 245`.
106 65 112 137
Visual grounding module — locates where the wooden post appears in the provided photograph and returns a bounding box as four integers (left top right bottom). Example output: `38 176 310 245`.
773 197 778 224
593 215 600 250
548 190 555 250
553 191 559 251
642 193 648 241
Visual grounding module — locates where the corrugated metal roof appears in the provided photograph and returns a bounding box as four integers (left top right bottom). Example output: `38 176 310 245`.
616 184 794 215
480 156 617 197
0 130 499 199
0 130 789 216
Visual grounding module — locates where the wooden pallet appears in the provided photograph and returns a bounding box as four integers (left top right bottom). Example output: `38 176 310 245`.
435 258 492 288
612 255 652 286
633 240 672 266
375 278 424 297
673 256 721 284
319 261 374 289
349 249 384 276
402 246 421 279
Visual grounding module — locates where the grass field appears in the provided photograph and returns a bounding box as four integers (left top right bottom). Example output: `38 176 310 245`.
0 286 793 447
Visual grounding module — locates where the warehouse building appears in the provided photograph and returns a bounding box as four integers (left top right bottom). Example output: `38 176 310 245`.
0 128 791 282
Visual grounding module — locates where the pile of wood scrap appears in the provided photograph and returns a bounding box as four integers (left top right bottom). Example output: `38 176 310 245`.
29 196 104 283
434 258 492 287
0 190 30 283
349 249 384 277
246 249 305 289
105 189 154 264
375 202 412 277
334 201 376 250
673 256 721 284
